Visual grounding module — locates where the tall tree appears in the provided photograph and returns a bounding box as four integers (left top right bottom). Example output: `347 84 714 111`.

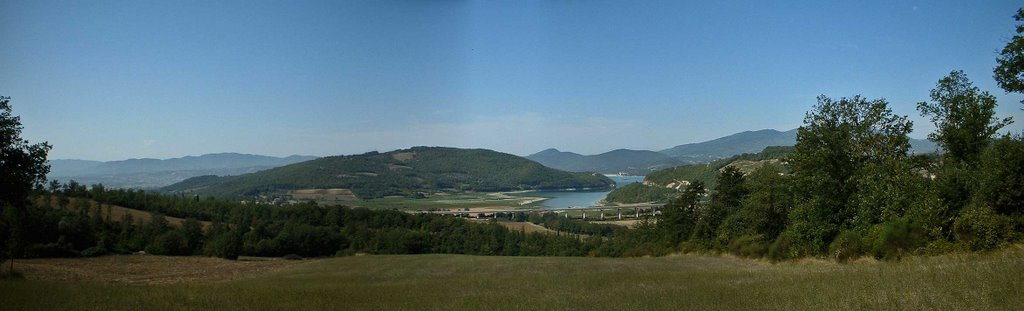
658 181 705 247
0 96 52 273
787 95 913 255
994 8 1024 104
977 135 1024 217
918 70 1013 167
741 164 791 241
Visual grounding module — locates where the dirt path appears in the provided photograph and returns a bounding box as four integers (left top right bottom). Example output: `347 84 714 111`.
14 255 304 285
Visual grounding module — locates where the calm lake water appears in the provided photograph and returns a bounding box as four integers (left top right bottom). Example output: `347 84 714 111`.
525 175 644 208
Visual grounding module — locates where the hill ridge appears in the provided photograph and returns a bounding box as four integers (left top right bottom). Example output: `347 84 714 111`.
163 146 614 199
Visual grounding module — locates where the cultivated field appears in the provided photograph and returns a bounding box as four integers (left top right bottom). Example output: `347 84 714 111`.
3 246 1023 310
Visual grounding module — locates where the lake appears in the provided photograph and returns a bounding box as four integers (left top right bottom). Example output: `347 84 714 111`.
524 175 644 208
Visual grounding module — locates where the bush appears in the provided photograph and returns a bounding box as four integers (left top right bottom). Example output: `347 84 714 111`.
79 246 108 257
866 218 926 260
283 254 303 260
204 232 241 260
768 231 797 261
953 205 1012 251
727 235 768 258
828 231 863 263
146 232 187 256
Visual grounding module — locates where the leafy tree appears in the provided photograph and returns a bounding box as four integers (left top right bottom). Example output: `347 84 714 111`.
994 8 1024 104
787 95 913 255
0 96 51 274
658 181 705 247
181 218 204 254
977 135 1024 217
713 166 747 210
693 166 746 248
721 164 792 244
918 70 1013 166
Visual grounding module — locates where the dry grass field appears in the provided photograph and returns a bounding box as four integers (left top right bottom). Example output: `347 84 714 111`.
12 255 301 285
3 246 1023 310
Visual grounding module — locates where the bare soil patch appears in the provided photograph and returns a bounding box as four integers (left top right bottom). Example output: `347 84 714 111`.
391 151 416 161
14 255 303 285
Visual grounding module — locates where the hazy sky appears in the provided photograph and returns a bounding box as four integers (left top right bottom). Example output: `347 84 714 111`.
3 1 1023 161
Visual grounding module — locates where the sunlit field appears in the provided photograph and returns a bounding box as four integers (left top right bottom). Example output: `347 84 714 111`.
3 246 1022 310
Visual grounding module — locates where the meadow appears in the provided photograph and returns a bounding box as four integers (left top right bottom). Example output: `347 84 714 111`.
2 246 1022 310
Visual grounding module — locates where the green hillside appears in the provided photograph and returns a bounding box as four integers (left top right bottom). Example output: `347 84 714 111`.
604 146 794 203
162 147 614 199
645 146 794 187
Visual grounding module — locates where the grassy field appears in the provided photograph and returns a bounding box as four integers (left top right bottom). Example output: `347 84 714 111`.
2 247 1023 310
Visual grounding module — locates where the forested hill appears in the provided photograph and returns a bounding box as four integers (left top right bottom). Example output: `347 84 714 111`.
162 147 614 199
604 146 795 204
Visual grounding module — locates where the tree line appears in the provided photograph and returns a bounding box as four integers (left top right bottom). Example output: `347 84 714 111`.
639 70 1022 261
4 8 1024 270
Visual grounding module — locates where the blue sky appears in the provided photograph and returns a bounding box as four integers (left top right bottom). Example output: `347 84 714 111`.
3 1 1023 161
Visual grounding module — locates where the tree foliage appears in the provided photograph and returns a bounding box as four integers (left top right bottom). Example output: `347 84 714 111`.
918 70 1012 166
0 96 51 273
786 95 913 255
995 8 1024 100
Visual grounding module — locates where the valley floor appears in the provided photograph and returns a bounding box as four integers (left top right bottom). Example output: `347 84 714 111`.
2 247 1023 310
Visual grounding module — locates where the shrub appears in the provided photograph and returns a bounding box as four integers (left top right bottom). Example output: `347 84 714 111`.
768 231 798 261
204 232 241 260
146 232 187 256
828 231 863 263
283 254 303 260
80 246 108 257
953 205 1012 251
728 234 768 258
866 218 926 260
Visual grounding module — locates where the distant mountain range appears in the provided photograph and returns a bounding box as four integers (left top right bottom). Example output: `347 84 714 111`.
528 129 939 175
162 147 613 200
47 153 318 189
527 149 682 176
658 129 800 159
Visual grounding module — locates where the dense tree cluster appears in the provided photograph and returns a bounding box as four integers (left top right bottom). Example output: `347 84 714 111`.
642 72 1022 261
605 146 793 204
603 183 678 204
1 96 52 274
12 185 630 259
